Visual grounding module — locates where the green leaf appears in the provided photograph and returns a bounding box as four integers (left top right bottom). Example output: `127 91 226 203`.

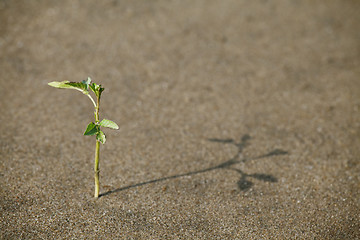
84 122 98 136
48 81 89 94
89 83 97 94
65 82 88 93
48 81 70 88
99 119 119 129
89 82 105 98
96 130 106 144
98 86 104 96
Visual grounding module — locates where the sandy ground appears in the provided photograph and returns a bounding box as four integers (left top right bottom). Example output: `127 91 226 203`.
1 0 359 239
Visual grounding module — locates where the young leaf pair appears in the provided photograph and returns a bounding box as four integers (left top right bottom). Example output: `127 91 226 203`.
84 119 118 144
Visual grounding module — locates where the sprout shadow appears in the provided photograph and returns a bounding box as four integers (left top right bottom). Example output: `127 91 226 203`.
101 134 288 197
207 135 286 191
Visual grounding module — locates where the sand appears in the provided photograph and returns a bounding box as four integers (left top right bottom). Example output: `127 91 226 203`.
1 0 359 239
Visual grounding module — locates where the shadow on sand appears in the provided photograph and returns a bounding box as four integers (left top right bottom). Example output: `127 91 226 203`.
100 134 288 197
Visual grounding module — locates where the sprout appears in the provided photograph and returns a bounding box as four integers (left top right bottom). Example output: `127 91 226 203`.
48 77 119 198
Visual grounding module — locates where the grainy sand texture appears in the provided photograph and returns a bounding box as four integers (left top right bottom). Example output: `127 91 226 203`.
1 0 359 239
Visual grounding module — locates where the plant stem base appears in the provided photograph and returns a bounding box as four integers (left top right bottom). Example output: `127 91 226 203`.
94 170 100 198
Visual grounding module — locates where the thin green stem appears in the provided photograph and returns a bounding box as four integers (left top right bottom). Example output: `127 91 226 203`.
94 94 101 198
95 94 100 123
87 94 97 108
94 140 100 198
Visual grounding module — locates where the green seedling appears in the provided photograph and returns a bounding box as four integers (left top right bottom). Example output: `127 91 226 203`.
48 77 119 198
